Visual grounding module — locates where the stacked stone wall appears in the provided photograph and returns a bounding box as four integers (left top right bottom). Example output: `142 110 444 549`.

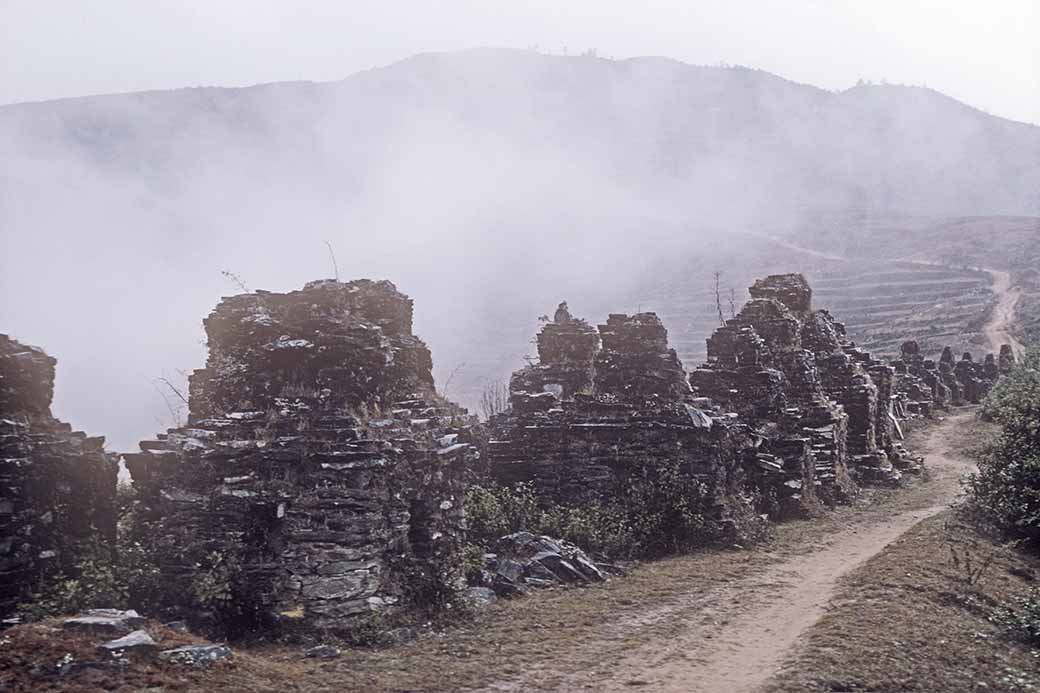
126 280 477 634
0 335 117 617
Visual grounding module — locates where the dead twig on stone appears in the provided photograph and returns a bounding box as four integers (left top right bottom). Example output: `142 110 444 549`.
442 362 466 399
324 240 340 281
221 270 249 293
480 380 510 419
714 271 726 326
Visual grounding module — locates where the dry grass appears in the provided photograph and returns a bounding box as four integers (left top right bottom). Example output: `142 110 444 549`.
763 511 1040 693
763 413 1039 693
0 619 219 692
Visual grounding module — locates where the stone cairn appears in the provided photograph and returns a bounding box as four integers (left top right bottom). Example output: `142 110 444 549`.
489 303 757 531
124 280 479 634
691 274 873 514
0 335 117 617
689 274 1015 512
892 340 1011 416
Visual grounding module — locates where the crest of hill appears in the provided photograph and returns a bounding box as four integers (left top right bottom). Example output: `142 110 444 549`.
1 47 1038 217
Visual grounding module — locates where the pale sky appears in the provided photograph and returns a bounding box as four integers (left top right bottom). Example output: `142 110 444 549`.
2 0 1038 124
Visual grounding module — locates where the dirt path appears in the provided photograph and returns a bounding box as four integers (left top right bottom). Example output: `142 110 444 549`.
982 268 1026 359
479 413 976 693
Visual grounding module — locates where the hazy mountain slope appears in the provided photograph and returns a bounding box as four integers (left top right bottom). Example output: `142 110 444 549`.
1 48 1038 449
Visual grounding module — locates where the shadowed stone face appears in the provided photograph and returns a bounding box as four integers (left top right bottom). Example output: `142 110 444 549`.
0 334 117 617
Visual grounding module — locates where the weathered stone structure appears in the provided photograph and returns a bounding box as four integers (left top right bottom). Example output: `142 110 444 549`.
892 340 1010 414
0 335 117 617
692 274 879 508
125 280 478 634
489 309 757 535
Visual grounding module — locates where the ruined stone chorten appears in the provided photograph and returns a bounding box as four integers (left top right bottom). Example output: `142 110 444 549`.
489 308 756 534
125 280 478 634
0 335 117 617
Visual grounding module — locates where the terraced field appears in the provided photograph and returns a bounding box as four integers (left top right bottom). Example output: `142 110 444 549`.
810 262 994 358
622 244 997 372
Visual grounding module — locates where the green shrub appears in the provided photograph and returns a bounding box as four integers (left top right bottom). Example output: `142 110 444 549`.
463 482 541 547
540 503 633 558
992 586 1040 646
613 458 724 557
461 542 488 584
21 484 163 619
966 348 1040 545
464 457 743 560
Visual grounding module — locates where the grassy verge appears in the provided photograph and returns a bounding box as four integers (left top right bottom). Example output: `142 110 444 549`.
763 511 1040 693
764 411 1040 693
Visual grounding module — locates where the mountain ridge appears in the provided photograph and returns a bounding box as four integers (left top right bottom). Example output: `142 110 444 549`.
3 48 1035 132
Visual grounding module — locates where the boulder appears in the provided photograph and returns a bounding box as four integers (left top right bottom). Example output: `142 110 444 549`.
98 629 157 654
488 532 607 595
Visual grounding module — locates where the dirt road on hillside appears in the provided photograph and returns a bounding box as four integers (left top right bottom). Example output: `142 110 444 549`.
982 269 1026 359
479 412 977 693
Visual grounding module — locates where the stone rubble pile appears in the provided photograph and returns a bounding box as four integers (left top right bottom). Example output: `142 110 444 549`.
57 608 232 669
477 531 609 597
0 335 117 618
692 275 871 512
125 280 479 635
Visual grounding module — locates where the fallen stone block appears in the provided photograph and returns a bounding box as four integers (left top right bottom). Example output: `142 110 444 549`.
159 644 233 667
97 629 157 654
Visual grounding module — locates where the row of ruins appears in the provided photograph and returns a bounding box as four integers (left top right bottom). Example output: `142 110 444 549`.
0 273 1016 634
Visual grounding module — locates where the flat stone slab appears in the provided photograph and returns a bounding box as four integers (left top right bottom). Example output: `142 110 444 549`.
63 609 146 635
303 644 341 659
159 644 232 667
98 629 157 654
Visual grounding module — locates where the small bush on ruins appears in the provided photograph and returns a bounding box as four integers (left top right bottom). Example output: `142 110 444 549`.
463 461 737 561
479 380 510 420
966 348 1040 546
464 482 542 544
20 484 163 620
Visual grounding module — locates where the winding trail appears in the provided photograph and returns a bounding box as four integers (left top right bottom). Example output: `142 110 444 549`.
981 269 1025 359
478 413 977 693
475 234 1018 692
593 414 974 693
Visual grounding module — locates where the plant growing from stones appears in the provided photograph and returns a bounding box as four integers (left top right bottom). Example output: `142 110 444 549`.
19 484 163 619
942 518 999 588
479 380 510 420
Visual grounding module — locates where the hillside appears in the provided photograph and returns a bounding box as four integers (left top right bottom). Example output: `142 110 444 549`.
1 48 1038 448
